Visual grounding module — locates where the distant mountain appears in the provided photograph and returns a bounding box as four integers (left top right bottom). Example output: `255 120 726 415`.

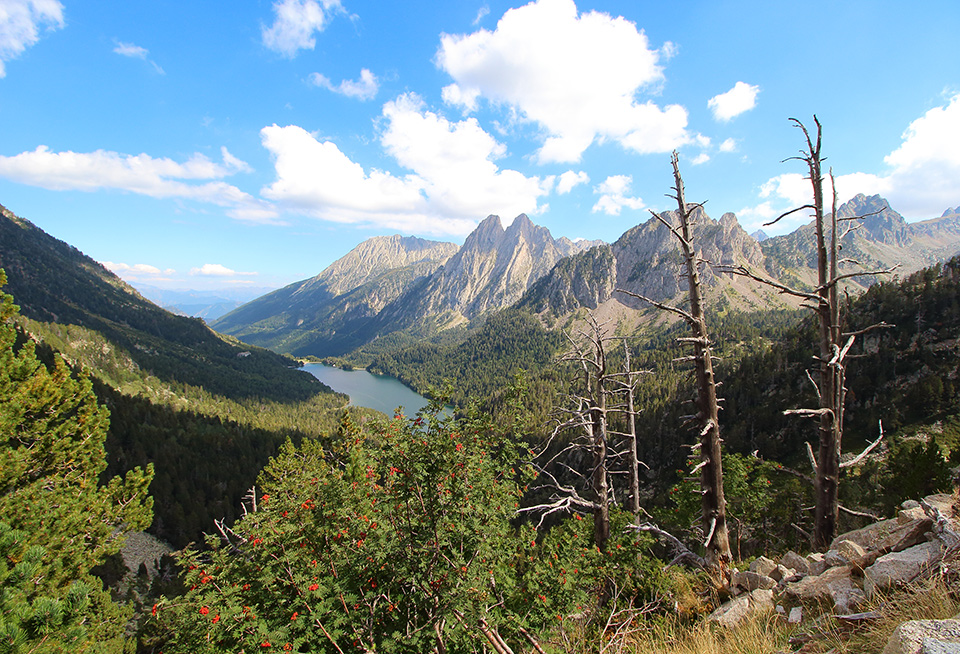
761 194 960 289
213 234 459 354
216 215 601 357
0 203 328 402
518 208 790 322
751 229 770 242
134 285 278 321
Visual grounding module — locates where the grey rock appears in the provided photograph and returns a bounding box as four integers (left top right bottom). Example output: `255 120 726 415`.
835 539 867 561
807 552 829 577
788 606 803 624
785 565 857 609
865 541 943 597
882 619 960 654
732 570 776 592
750 555 777 577
708 588 774 628
781 550 809 576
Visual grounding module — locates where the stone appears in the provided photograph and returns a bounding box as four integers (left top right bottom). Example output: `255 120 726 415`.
865 541 943 597
788 606 803 624
785 565 858 610
781 550 809 575
825 549 848 568
750 556 777 577
708 588 774 628
882 619 960 654
807 552 829 577
831 517 903 552
835 539 868 561
771 564 792 582
732 570 776 592
900 506 929 524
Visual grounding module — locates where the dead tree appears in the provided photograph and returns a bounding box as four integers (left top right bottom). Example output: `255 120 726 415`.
720 117 894 549
617 152 732 568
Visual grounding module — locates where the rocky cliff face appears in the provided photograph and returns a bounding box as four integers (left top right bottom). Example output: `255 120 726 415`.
394 214 599 325
761 194 960 289
520 206 779 317
212 235 458 352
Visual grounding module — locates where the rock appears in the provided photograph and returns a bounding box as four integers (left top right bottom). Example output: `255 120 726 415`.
785 565 859 612
782 550 809 575
788 606 803 624
836 539 868 561
771 564 792 582
900 506 929 524
865 541 943 597
732 570 777 592
708 588 774 628
750 556 778 577
807 552 829 576
902 500 921 510
831 517 903 552
882 619 960 654
825 549 849 568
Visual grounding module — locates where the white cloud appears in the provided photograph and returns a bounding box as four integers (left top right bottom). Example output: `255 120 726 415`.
102 261 175 277
719 138 737 153
436 0 688 163
592 174 645 215
309 68 379 100
707 81 759 122
262 0 341 58
473 5 489 25
557 170 589 194
259 94 551 234
691 153 710 165
190 264 257 277
0 145 277 222
113 40 165 74
755 93 960 227
113 41 147 59
0 0 64 77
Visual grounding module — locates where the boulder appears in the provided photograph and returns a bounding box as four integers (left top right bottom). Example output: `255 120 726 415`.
831 517 903 552
882 619 960 654
785 565 861 612
732 570 776 592
865 541 943 597
708 588 774 628
781 550 809 575
750 556 777 577
807 552 829 576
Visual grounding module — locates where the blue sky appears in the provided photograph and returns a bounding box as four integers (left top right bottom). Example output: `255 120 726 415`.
1 0 959 294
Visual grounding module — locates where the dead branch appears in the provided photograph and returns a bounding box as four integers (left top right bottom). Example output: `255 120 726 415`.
628 523 708 569
840 421 885 469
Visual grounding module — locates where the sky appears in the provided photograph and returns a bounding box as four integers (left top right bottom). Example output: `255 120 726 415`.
1 0 959 295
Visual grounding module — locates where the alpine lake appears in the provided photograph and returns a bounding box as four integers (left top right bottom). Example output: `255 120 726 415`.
301 362 433 417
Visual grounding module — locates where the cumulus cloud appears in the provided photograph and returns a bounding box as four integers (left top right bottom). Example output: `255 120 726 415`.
260 94 551 234
309 68 379 100
707 82 759 122
262 0 342 58
592 174 645 215
691 153 710 165
750 93 960 229
557 170 589 194
436 0 689 163
102 261 175 277
113 40 164 74
190 263 257 277
0 0 64 77
719 138 737 153
0 145 277 222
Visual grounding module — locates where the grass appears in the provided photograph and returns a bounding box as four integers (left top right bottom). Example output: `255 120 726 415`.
568 569 960 654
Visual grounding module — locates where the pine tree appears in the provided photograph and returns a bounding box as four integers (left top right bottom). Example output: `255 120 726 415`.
0 269 154 652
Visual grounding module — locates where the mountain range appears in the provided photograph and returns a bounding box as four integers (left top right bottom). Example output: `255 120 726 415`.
213 194 960 358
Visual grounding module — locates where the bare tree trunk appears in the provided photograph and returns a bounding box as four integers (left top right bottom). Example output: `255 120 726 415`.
669 153 732 567
623 342 641 519
590 330 610 551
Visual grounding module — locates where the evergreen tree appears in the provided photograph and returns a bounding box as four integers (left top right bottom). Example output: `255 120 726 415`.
0 270 154 653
